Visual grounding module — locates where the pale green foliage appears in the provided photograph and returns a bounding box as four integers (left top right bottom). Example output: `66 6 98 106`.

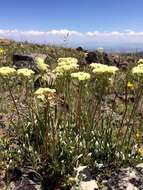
1 55 143 188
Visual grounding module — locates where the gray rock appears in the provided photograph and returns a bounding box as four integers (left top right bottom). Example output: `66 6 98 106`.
71 166 99 190
8 178 42 190
136 163 143 174
79 180 98 190
106 167 143 190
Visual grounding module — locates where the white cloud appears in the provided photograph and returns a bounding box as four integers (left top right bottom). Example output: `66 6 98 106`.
1 29 143 49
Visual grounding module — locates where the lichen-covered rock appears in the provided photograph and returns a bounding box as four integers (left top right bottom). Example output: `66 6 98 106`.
104 166 143 190
3 167 42 190
12 53 48 73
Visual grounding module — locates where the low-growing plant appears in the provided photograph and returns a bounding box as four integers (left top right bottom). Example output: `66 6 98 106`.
1 54 143 189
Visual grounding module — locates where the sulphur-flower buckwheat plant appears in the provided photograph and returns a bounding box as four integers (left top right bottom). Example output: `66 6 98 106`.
54 57 79 77
17 68 35 79
36 57 49 72
34 87 56 102
132 64 143 78
91 63 119 76
0 66 16 78
137 59 143 65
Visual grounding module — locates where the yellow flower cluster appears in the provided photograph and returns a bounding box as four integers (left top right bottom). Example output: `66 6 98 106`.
90 63 105 69
71 72 91 81
90 63 119 76
54 57 79 77
127 81 134 90
0 66 16 78
34 87 56 102
137 59 143 65
36 57 48 72
132 64 143 77
57 57 78 65
17 68 35 79
138 146 143 156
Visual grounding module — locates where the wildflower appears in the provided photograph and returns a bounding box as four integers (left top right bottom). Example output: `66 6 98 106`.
0 66 16 78
71 71 91 81
137 59 143 64
132 65 143 78
36 57 48 72
0 48 4 55
90 63 106 69
54 57 79 77
17 68 35 79
127 82 134 90
34 87 56 102
18 149 21 153
58 57 78 65
135 133 140 140
138 146 143 156
91 63 118 76
29 146 33 152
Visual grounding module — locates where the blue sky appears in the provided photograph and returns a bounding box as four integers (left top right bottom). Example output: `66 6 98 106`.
1 0 143 51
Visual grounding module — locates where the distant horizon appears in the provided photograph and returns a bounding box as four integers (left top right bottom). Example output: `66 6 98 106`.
1 0 143 52
1 30 143 53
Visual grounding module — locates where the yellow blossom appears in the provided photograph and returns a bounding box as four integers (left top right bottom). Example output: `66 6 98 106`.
0 48 4 55
127 82 134 90
0 66 16 78
138 146 143 156
71 72 91 81
58 57 78 65
137 59 143 64
17 68 35 79
132 65 143 77
36 57 48 72
92 64 119 76
34 87 56 102
90 63 106 69
135 133 140 140
54 57 79 77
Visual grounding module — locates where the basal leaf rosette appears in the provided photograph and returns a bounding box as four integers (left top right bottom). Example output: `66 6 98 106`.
54 57 79 77
36 57 49 72
71 72 91 82
0 66 16 79
34 87 56 103
17 68 35 80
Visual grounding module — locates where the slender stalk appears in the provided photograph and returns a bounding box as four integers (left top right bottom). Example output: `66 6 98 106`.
6 81 20 121
120 87 142 151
